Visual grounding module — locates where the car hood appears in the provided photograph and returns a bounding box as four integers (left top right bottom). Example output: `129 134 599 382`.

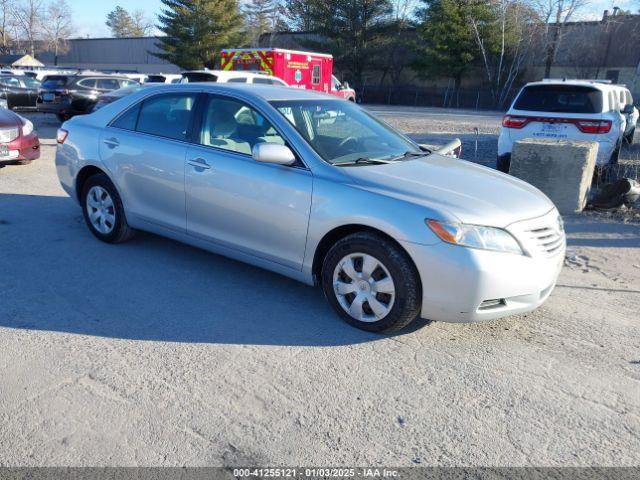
342 154 556 227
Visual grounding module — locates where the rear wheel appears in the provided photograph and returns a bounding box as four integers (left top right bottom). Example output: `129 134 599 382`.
609 143 620 166
624 127 635 145
321 232 422 333
81 173 135 243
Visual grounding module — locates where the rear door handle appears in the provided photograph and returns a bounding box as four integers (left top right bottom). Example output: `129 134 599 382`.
103 137 120 148
188 157 211 170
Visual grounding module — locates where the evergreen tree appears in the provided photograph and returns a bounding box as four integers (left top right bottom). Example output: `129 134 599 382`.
283 0 322 31
106 6 135 37
305 0 393 87
412 0 486 91
155 0 245 69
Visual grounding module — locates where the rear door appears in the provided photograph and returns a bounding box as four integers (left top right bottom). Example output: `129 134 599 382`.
506 84 603 144
99 91 199 231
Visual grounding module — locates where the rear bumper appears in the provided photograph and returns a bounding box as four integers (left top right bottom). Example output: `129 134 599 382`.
36 100 68 115
400 238 564 323
0 132 40 164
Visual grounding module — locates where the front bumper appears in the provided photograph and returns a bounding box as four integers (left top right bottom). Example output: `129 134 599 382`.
401 223 565 323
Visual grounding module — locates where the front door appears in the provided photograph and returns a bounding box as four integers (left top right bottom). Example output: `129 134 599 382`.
185 94 312 270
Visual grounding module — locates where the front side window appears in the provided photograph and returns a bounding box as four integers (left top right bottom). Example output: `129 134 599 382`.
253 77 274 85
77 78 97 89
271 100 419 165
136 93 197 141
514 85 603 114
199 96 286 156
227 77 247 83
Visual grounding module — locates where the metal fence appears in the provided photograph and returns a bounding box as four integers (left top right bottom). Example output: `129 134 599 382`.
358 86 518 110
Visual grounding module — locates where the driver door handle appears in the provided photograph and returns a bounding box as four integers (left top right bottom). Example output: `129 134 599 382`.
188 157 211 170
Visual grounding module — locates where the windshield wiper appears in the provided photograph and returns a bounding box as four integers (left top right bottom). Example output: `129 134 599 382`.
335 157 395 166
384 150 431 162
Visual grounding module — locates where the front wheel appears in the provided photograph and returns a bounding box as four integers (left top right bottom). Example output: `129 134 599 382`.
81 173 135 243
321 232 422 333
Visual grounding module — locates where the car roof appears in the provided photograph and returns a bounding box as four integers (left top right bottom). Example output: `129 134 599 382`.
523 79 617 91
135 83 340 102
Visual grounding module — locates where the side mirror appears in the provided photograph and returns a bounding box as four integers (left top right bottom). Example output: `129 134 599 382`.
252 142 296 166
343 82 351 90
622 104 634 115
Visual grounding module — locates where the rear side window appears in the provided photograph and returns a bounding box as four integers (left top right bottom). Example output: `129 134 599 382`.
136 93 197 141
42 76 68 89
253 77 273 85
112 104 141 131
97 78 121 90
514 85 602 114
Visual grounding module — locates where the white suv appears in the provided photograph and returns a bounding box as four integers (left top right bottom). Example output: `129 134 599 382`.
498 80 631 172
614 85 638 144
180 70 289 86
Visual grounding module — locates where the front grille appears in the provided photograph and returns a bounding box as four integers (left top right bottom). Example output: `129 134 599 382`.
508 210 566 259
0 127 18 143
527 225 565 257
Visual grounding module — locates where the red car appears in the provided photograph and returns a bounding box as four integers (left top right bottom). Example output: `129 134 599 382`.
0 108 40 166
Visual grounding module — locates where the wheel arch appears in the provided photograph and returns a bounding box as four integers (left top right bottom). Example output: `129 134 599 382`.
311 223 419 286
75 165 109 202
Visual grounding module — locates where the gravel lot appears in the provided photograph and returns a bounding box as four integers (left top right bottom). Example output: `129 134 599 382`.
0 111 639 467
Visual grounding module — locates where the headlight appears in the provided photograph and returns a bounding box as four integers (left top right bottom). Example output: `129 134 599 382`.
426 219 524 255
21 119 34 136
0 98 7 109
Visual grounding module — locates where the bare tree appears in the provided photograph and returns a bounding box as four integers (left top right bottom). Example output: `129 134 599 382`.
532 0 591 77
13 0 45 57
469 0 539 108
0 0 14 53
130 9 154 36
42 0 72 65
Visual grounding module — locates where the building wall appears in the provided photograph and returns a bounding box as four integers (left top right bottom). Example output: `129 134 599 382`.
36 37 180 74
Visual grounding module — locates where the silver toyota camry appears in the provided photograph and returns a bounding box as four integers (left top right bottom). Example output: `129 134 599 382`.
55 84 565 333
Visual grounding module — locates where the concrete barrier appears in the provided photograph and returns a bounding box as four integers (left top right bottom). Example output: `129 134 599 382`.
510 138 598 214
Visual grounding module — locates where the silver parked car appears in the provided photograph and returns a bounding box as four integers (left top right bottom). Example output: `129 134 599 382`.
55 84 565 333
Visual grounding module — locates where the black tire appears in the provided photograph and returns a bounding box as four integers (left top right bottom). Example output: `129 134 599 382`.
81 173 135 243
321 232 422 333
624 127 635 145
610 143 620 166
496 154 511 173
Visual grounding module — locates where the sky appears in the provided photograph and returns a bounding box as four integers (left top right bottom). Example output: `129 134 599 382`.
69 0 638 38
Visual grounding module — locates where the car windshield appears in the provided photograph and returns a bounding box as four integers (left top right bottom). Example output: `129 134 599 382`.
514 85 603 114
41 76 68 89
270 100 421 165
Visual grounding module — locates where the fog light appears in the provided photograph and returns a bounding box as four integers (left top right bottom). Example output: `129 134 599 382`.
478 299 506 310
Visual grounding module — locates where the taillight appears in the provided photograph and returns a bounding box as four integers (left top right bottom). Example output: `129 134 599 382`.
56 129 68 144
502 115 529 129
574 120 612 134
